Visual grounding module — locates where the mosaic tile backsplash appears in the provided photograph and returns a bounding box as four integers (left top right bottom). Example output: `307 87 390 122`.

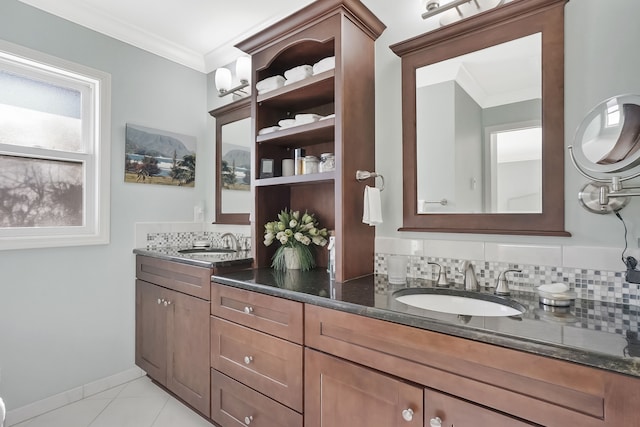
375 253 640 306
146 231 251 251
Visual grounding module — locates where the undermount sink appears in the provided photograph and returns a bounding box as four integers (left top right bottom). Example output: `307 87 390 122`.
178 248 236 254
393 288 526 317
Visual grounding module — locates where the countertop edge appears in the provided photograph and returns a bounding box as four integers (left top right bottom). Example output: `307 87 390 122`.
133 248 253 269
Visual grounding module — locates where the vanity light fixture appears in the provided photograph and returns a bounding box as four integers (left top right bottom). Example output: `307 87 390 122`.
422 0 504 25
215 56 251 98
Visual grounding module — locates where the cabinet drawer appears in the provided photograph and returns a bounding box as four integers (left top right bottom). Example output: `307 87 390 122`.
211 317 303 412
136 255 211 300
211 369 302 427
211 283 303 344
305 304 605 427
425 389 535 427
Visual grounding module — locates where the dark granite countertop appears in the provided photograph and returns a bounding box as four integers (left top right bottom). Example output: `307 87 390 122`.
133 246 253 269
211 268 640 378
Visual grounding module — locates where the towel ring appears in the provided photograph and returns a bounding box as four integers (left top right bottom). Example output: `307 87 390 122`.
356 170 385 191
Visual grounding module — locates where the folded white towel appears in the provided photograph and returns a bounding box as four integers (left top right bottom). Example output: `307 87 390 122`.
320 113 336 121
294 113 322 125
362 185 383 226
278 119 296 128
284 64 313 81
313 56 336 75
258 126 280 135
256 75 285 94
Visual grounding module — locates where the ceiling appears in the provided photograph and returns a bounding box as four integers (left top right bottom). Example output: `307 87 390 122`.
15 0 516 87
17 0 317 73
416 32 541 108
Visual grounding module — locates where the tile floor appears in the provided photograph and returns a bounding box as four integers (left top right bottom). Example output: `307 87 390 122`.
12 377 213 427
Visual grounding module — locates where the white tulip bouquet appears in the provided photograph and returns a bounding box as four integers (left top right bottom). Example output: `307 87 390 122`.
264 208 328 271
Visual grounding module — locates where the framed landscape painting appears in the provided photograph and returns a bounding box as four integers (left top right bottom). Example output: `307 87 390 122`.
125 124 197 187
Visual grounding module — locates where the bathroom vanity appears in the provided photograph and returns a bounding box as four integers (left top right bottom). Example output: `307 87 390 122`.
212 268 640 427
133 252 253 417
133 250 640 426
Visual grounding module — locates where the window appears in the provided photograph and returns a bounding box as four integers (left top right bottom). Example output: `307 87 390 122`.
0 40 111 250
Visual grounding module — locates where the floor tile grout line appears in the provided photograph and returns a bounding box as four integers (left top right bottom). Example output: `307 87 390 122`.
149 396 172 427
86 394 118 427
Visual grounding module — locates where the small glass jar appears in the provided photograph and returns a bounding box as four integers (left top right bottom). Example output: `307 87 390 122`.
319 153 335 172
294 148 306 175
303 155 319 174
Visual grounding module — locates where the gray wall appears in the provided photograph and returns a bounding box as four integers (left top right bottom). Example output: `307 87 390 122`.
0 0 208 409
373 0 640 246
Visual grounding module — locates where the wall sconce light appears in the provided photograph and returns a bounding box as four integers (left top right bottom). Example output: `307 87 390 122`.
215 56 251 98
422 0 504 26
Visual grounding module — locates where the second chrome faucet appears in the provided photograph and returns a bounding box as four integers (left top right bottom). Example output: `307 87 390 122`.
459 260 479 291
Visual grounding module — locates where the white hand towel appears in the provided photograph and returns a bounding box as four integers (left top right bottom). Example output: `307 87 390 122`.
0 397 5 427
256 75 285 94
258 126 280 135
278 118 296 128
294 113 322 124
313 56 336 75
362 185 383 226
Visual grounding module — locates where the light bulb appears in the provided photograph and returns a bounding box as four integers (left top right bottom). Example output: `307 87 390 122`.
215 67 232 93
235 56 251 84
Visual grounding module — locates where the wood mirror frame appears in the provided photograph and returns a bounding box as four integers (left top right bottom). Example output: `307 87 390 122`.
391 0 570 236
209 97 251 225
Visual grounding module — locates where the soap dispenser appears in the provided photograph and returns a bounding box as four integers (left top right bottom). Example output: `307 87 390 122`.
327 233 336 280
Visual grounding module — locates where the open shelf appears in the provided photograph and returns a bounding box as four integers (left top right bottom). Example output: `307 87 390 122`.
255 171 335 187
257 70 335 111
257 118 335 147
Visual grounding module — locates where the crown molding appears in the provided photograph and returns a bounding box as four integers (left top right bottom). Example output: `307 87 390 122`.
18 0 207 72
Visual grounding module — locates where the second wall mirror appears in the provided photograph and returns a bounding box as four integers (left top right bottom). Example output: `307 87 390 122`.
391 0 569 236
209 98 252 225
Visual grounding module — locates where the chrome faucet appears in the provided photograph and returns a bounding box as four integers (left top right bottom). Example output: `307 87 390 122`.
495 269 522 296
428 262 451 287
220 232 240 251
460 260 479 291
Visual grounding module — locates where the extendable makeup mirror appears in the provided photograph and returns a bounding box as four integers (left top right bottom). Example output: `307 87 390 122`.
569 94 640 214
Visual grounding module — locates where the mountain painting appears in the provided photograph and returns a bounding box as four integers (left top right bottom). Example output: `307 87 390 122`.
125 124 197 187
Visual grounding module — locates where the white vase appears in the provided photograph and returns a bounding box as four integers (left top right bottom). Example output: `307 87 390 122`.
283 247 301 270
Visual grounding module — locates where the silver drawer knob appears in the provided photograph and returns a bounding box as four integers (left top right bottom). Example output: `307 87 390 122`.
430 417 442 427
157 298 162 305
243 306 254 314
244 356 253 365
244 415 253 425
402 408 414 421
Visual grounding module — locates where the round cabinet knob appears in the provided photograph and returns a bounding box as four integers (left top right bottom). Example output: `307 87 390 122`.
430 417 442 427
244 415 253 425
164 300 172 306
402 408 414 422
244 356 253 365
243 306 253 314
157 298 162 305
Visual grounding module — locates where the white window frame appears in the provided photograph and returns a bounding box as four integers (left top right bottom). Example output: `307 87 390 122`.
0 40 111 250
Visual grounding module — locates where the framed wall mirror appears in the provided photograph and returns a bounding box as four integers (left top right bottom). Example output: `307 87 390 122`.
391 0 569 236
209 98 251 225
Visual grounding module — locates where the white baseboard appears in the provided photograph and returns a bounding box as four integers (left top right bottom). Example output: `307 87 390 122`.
5 367 145 426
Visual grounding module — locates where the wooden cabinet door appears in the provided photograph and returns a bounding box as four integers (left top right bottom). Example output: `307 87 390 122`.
305 348 423 427
166 288 211 417
424 389 535 427
135 280 167 384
